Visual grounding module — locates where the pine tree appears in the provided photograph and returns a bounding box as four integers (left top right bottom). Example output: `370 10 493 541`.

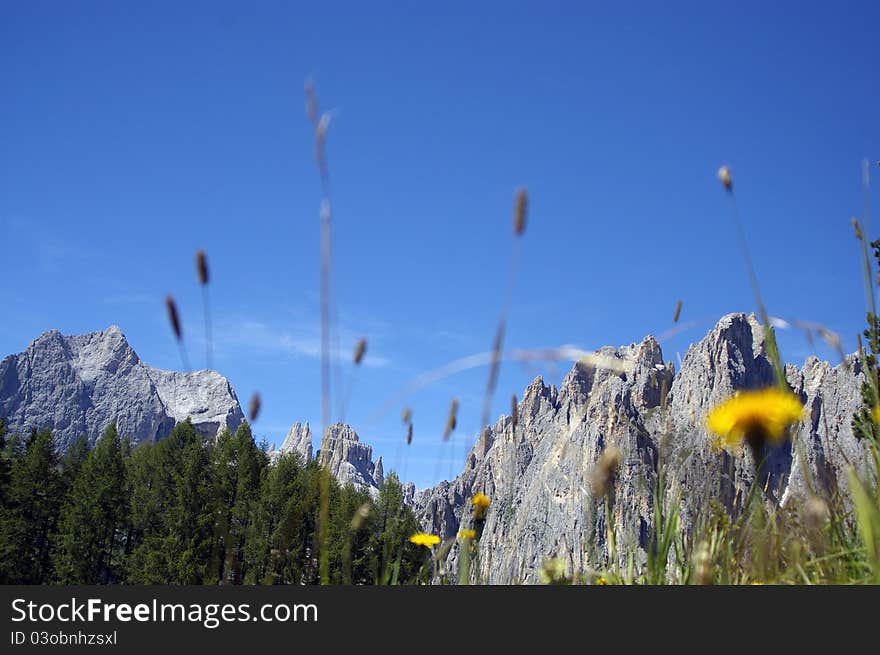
367 473 423 584
53 424 127 583
0 419 10 509
0 419 11 559
328 481 372 584
60 434 91 493
127 420 215 584
0 429 63 583
0 416 431 585
211 421 266 584
244 451 315 584
162 420 215 584
126 440 166 582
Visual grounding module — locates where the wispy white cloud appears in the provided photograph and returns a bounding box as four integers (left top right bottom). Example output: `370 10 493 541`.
214 315 390 368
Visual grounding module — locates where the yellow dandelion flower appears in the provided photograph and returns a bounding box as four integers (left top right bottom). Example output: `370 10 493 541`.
409 533 440 548
471 492 491 520
706 388 803 451
595 576 608 586
458 529 477 540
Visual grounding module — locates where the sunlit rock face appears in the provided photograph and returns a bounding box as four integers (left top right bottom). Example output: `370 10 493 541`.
316 422 384 492
273 421 314 463
0 326 243 450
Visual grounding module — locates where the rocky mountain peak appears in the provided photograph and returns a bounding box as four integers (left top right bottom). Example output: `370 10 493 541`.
316 422 384 491
66 325 141 382
0 326 243 450
670 312 774 412
519 376 558 425
273 421 313 462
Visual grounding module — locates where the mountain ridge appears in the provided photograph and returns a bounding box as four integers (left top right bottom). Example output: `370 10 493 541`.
409 312 873 582
0 326 244 449
1 314 872 584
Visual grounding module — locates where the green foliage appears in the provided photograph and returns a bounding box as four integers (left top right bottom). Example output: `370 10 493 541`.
366 473 424 584
52 424 128 583
60 434 91 492
0 428 63 583
0 418 434 586
245 451 318 584
0 419 10 509
211 422 267 583
645 471 680 585
127 420 215 584
853 239 880 443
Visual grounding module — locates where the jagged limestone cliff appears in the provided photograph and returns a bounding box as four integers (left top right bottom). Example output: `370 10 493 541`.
316 422 384 490
411 313 873 583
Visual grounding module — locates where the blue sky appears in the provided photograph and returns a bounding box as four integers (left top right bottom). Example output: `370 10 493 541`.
1 1 878 488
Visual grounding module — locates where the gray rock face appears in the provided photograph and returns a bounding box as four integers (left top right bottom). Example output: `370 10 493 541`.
782 355 870 505
413 313 873 583
0 326 244 449
273 421 314 462
315 422 384 491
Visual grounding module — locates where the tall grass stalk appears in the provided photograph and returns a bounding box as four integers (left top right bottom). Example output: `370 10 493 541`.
480 188 527 429
195 249 212 370
719 168 786 388
305 81 341 585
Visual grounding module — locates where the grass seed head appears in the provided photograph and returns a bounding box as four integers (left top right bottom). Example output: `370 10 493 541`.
406 422 413 445
673 299 682 323
195 249 209 285
852 217 864 240
165 295 182 341
514 187 528 236
353 338 367 365
443 398 459 440
591 445 622 497
717 165 733 191
305 79 318 124
402 407 412 424
511 394 519 428
248 392 261 423
804 496 830 531
350 502 371 531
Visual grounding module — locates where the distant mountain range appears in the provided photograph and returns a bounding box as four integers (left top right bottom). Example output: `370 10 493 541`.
1 316 873 583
